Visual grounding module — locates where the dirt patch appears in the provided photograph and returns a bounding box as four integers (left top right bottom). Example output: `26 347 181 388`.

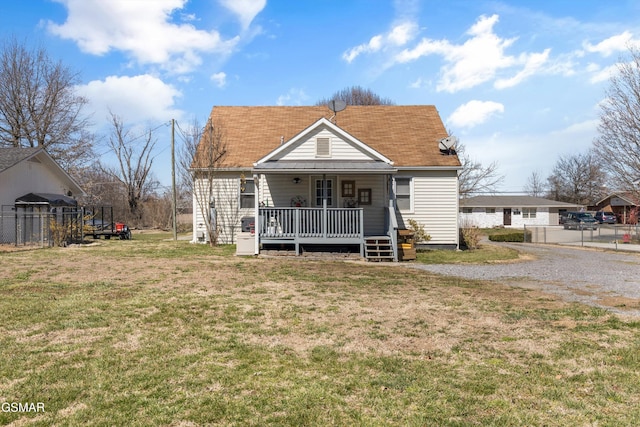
597 295 640 311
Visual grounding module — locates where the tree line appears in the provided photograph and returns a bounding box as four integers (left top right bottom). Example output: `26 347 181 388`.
525 43 640 207
486 47 640 207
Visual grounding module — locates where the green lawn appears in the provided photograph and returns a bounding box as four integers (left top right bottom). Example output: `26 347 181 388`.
1 237 639 425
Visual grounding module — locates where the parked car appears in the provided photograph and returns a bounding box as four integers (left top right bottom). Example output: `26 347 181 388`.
594 211 616 224
559 212 568 225
563 212 598 230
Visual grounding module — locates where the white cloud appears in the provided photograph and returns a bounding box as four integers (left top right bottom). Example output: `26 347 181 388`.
396 15 522 92
47 0 239 74
77 74 183 127
583 31 634 57
343 21 418 63
495 49 550 89
219 0 266 30
276 88 309 106
396 14 561 92
447 100 504 129
589 63 618 84
409 77 424 88
211 72 227 88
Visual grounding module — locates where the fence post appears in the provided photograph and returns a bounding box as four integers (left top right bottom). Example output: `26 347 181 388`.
523 224 527 243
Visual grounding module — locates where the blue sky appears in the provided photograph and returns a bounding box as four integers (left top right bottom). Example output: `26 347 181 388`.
1 0 639 193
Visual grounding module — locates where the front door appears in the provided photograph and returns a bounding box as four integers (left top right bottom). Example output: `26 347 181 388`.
503 208 512 226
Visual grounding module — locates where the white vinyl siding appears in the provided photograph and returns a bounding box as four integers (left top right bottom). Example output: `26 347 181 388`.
349 175 385 235
192 172 253 244
276 127 372 161
397 170 459 246
0 155 77 209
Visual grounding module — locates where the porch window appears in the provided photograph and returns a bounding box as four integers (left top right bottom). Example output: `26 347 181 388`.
315 179 334 207
395 178 412 211
240 179 255 209
522 208 536 218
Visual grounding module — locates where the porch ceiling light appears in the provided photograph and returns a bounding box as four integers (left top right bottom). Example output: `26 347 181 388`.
292 177 301 184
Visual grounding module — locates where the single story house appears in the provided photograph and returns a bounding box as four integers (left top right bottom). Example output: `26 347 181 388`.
191 105 462 260
460 195 582 227
0 147 84 244
594 193 639 224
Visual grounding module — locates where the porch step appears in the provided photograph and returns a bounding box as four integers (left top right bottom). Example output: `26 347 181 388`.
365 236 394 261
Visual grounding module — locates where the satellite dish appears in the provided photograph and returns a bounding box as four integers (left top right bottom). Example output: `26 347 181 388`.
328 99 346 113
438 136 457 151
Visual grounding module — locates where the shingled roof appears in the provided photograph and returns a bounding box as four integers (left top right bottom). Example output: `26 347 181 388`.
461 195 582 208
0 147 42 173
194 105 461 169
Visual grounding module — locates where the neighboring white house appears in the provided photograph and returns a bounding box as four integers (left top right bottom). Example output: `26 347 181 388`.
460 195 582 228
0 147 84 243
191 105 462 259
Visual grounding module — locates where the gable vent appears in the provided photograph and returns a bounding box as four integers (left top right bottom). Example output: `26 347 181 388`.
316 137 331 157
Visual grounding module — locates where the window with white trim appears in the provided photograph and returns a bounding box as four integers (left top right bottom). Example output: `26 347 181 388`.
239 179 255 209
314 178 334 206
395 178 412 211
485 208 495 214
522 208 537 218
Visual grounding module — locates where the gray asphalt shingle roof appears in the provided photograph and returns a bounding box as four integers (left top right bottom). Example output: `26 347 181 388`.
461 195 582 208
0 147 42 173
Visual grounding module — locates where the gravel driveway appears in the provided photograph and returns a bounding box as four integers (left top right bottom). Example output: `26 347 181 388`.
410 243 640 317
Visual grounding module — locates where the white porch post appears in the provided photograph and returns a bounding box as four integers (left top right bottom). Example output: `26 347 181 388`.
322 173 327 239
253 173 260 255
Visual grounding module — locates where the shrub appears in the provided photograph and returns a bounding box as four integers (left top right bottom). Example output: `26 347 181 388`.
459 219 481 250
407 218 431 243
488 231 531 242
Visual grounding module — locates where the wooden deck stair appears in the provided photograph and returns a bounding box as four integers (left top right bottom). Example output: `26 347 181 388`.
364 236 394 261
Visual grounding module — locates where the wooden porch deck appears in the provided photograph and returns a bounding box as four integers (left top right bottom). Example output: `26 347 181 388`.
258 207 364 253
257 207 398 261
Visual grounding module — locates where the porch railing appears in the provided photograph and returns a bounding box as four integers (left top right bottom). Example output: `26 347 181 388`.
258 207 363 239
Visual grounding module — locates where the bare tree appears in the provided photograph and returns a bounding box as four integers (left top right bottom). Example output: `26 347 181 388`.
104 112 157 225
315 85 395 106
75 163 128 219
545 151 605 205
593 46 640 199
523 170 547 197
183 118 227 245
0 36 93 169
456 142 504 197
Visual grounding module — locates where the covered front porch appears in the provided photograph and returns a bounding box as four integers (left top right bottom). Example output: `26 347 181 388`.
248 169 399 260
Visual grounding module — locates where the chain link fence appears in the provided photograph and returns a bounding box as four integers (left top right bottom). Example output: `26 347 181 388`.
524 224 640 250
1 208 85 248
